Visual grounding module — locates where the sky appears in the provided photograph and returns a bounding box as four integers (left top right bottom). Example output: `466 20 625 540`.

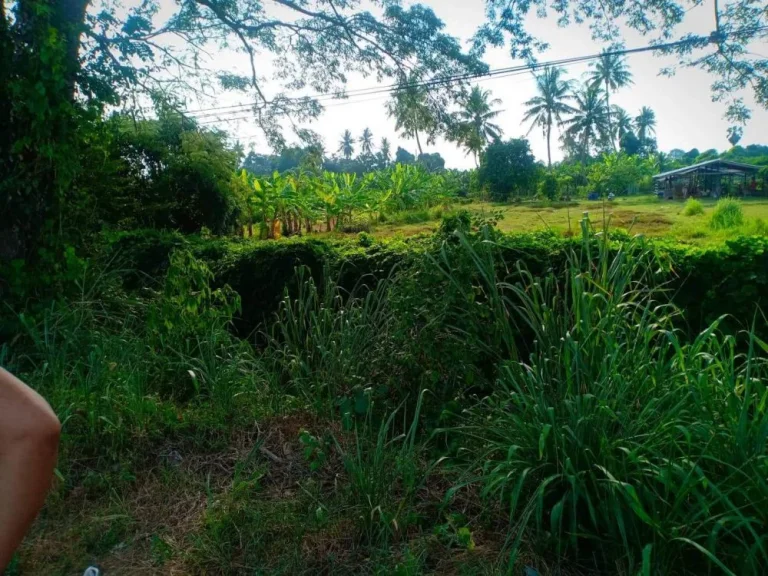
171 0 768 169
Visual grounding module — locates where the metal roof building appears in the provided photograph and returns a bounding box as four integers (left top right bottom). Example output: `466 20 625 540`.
653 159 762 199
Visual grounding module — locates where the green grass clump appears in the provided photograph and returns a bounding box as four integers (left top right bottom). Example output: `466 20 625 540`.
710 198 745 229
682 198 704 216
442 220 768 574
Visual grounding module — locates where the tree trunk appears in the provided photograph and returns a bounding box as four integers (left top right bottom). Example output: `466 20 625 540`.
60 0 91 98
546 122 552 169
605 79 615 151
17 0 91 99
414 129 424 156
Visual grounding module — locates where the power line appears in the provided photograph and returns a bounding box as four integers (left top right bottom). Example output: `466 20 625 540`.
195 67 541 125
191 25 768 126
186 35 707 120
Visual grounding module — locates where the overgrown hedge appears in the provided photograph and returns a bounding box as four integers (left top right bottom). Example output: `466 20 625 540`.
101 228 768 339
101 230 418 334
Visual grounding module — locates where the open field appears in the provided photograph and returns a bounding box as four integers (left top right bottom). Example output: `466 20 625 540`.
366 196 768 244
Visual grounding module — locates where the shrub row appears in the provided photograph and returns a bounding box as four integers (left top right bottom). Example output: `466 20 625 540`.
101 228 768 338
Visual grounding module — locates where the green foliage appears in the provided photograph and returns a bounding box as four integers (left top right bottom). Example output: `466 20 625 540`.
266 266 395 403
683 198 705 216
113 115 243 234
242 163 456 237
395 147 416 164
445 224 768 574
11 219 768 574
478 138 538 201
333 396 427 547
710 198 745 229
586 152 652 196
452 86 504 162
537 172 559 200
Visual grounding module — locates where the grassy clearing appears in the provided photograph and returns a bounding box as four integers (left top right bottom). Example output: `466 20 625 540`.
6 217 768 575
361 196 768 245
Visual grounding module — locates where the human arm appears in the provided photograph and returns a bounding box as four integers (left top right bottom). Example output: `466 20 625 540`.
0 368 60 571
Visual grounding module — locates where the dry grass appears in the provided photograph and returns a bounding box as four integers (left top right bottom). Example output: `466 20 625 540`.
17 413 344 576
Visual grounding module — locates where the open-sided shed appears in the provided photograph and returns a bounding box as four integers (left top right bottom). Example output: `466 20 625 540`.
653 159 762 200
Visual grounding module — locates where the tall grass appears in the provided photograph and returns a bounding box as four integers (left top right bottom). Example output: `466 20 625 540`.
6 251 264 481
266 266 397 403
710 198 745 229
683 198 704 216
335 392 430 547
444 218 768 574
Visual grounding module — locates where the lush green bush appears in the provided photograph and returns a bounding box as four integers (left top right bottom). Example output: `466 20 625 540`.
537 172 558 200
682 197 704 216
113 114 243 235
477 138 538 201
710 198 744 229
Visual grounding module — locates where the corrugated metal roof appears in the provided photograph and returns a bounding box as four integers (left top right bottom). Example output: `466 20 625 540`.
652 159 760 179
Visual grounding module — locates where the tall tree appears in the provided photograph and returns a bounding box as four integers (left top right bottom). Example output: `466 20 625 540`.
635 106 657 151
338 130 355 160
379 138 392 165
455 86 504 165
359 128 375 156
522 66 575 168
612 106 634 142
562 84 609 162
588 51 633 150
386 82 438 156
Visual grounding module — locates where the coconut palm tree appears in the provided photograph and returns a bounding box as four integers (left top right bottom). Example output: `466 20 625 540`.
456 86 504 165
588 51 633 150
522 66 575 168
612 105 634 141
386 81 436 156
338 129 355 160
359 128 374 156
379 137 391 165
635 106 657 149
562 84 609 162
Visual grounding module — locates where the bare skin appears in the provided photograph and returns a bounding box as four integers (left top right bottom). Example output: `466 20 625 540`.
0 368 60 571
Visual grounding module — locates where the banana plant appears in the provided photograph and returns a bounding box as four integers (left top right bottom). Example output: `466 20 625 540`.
251 174 274 239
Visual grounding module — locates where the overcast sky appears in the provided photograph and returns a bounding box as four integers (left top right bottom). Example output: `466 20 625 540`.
183 0 768 169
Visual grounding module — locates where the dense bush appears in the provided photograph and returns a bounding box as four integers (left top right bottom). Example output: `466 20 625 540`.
8 220 768 574
113 114 243 234
477 138 538 200
99 223 768 341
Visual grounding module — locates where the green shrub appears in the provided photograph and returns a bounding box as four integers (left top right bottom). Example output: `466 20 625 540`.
710 198 744 229
682 198 704 216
